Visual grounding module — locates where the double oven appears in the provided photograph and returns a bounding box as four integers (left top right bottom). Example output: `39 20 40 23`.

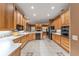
61 26 69 37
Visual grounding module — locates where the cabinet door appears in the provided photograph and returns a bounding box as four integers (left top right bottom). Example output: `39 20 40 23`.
61 36 69 52
5 4 14 30
61 9 70 26
52 34 57 42
58 16 62 29
32 33 35 40
52 34 61 44
56 35 61 44
16 11 20 25
0 4 6 29
23 18 26 30
14 10 17 29
64 10 70 25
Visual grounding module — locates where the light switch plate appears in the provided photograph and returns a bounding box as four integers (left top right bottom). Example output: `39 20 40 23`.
72 35 78 40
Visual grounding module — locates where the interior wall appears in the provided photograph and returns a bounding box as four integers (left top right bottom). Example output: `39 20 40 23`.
70 3 79 56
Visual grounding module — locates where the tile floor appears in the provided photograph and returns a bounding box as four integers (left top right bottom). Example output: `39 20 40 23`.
21 39 70 56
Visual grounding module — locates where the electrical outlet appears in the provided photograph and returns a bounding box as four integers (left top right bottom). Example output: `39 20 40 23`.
72 35 78 40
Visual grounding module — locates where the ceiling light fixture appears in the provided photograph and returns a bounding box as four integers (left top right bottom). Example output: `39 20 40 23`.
33 14 36 16
31 6 34 9
51 6 55 10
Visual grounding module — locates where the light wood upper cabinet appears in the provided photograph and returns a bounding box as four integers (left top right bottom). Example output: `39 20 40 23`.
61 9 70 26
0 3 27 30
52 34 61 44
14 10 17 29
16 11 21 25
0 4 6 29
35 24 42 31
51 16 62 29
55 16 62 29
5 4 14 30
23 17 27 30
0 4 15 30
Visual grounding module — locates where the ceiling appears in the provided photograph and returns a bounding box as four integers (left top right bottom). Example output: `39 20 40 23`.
16 3 69 24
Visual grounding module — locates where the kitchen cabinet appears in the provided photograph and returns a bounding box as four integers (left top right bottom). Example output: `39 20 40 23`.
52 34 61 44
20 35 28 48
52 34 70 52
13 35 28 49
9 47 21 56
14 10 17 29
61 9 70 26
0 3 27 30
51 16 62 29
14 10 27 30
26 33 35 41
5 4 15 30
16 11 21 25
22 17 27 30
42 32 47 39
31 33 35 40
35 24 42 31
64 10 70 25
61 36 70 52
0 4 6 29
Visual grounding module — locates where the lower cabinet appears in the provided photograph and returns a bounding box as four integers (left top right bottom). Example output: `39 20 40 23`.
9 47 21 56
52 34 61 44
10 33 36 56
26 33 35 41
13 35 28 49
61 36 70 52
52 34 70 52
42 32 47 39
20 36 28 48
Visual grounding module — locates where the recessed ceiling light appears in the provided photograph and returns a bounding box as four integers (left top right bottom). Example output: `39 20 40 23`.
33 14 36 16
51 6 55 10
31 6 34 9
47 14 50 16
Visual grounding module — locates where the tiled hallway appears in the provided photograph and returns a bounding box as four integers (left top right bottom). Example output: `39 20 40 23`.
21 39 69 56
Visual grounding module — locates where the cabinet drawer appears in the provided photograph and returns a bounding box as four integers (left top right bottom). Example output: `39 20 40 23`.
61 44 69 51
52 34 61 44
61 38 69 44
61 36 69 52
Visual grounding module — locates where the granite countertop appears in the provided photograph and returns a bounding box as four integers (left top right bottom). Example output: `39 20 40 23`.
0 40 22 56
52 32 61 35
7 43 22 56
52 32 69 39
0 32 29 56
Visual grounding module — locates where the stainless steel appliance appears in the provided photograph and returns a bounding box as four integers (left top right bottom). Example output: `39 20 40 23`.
47 26 55 40
61 26 69 37
36 33 40 40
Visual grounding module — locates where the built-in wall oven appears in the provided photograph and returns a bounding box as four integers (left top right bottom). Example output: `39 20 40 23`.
61 26 69 37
